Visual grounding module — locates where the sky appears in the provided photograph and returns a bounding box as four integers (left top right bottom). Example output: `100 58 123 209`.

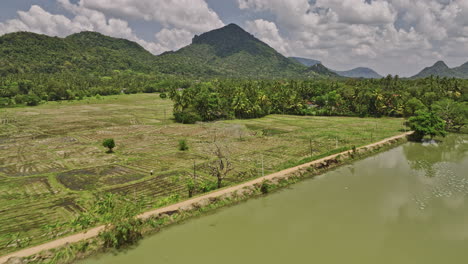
0 0 467 77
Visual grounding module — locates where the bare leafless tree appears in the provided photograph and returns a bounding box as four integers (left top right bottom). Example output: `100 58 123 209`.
207 144 233 189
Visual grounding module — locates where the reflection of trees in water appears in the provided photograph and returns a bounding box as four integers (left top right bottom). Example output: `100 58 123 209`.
403 134 468 178
401 134 468 215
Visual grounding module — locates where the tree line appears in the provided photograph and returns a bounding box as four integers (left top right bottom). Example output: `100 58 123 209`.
1 72 466 132
169 76 467 132
0 70 190 107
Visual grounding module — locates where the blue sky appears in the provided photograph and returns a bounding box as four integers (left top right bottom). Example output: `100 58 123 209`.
1 0 467 77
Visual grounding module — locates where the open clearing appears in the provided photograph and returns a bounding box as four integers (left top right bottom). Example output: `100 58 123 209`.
0 93 405 255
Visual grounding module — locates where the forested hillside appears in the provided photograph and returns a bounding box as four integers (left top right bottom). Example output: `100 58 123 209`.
154 24 312 78
412 61 468 79
0 24 344 80
0 31 156 76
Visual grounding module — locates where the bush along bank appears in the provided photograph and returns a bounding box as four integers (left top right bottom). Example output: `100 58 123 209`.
6 133 410 264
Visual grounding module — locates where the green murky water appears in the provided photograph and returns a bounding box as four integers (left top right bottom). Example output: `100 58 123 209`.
82 134 468 264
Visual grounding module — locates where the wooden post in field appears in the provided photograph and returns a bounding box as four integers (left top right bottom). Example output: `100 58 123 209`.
309 138 313 157
193 160 197 188
261 154 264 177
193 160 196 178
255 160 261 177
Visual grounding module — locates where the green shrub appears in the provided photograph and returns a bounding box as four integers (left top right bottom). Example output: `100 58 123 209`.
408 110 446 141
178 139 189 151
187 178 195 197
174 108 202 124
102 138 116 153
159 92 167 99
100 218 143 249
198 180 217 193
25 94 41 106
144 86 157 93
260 181 273 194
0 97 12 107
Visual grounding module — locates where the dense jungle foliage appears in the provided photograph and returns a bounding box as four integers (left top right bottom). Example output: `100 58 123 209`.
168 76 468 132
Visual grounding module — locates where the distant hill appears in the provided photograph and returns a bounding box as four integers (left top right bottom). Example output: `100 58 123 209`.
289 56 382 78
305 64 340 78
154 24 321 78
453 62 468 76
412 61 468 79
0 25 342 79
0 31 156 75
289 57 321 67
334 67 383 79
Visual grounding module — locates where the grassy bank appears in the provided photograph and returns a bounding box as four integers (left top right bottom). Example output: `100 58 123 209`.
0 93 405 256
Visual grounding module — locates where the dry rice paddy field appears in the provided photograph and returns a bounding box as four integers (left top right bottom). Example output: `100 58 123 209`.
0 93 405 255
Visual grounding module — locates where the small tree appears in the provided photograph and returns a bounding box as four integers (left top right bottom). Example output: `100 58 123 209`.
103 138 115 153
186 177 195 198
178 139 189 151
93 194 143 249
207 144 233 189
408 110 447 141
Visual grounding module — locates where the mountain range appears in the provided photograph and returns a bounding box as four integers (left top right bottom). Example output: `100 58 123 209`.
333 67 383 78
0 23 466 79
0 24 332 79
411 60 468 79
290 57 383 78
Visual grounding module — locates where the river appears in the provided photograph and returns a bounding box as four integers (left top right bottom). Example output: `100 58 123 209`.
81 134 468 264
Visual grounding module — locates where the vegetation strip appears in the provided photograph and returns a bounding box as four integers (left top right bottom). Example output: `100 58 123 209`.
0 131 412 264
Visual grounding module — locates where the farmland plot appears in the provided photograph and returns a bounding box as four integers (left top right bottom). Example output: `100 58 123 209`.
0 94 404 255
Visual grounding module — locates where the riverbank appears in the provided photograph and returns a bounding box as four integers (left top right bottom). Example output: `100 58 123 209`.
80 133 468 264
0 131 412 264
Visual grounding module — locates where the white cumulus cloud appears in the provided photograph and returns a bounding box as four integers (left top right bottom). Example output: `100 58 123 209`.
237 0 468 76
155 28 194 51
76 0 225 48
246 19 289 54
79 0 224 33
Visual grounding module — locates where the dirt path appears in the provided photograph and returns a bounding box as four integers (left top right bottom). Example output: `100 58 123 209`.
0 132 412 263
